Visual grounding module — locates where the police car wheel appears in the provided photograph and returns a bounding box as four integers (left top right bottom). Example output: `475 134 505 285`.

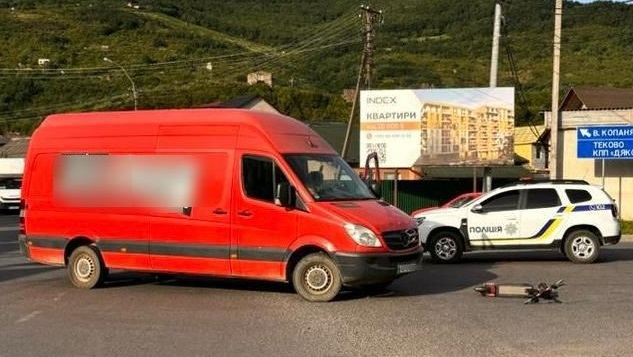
292 253 342 302
564 230 600 264
428 231 463 263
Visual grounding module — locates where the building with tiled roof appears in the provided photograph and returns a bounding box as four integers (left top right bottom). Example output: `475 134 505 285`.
0 137 30 158
514 125 546 171
198 94 279 114
560 87 633 111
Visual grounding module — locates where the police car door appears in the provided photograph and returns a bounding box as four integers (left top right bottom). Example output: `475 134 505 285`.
518 188 563 243
466 189 520 247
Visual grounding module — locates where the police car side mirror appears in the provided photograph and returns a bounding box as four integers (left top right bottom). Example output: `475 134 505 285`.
471 204 484 214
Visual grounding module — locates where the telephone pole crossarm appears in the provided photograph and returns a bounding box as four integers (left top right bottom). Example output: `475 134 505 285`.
342 5 382 160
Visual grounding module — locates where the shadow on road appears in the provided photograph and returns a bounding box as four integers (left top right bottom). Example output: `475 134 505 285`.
4 246 633 301
0 262 63 283
102 271 297 295
447 246 633 264
100 260 500 301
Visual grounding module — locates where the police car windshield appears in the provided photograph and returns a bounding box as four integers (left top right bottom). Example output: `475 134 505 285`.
448 196 476 208
284 154 375 201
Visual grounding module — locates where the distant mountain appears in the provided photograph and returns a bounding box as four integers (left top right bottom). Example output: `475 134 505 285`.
1 0 632 133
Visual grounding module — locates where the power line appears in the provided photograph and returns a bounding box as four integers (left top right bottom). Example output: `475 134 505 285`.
342 5 383 160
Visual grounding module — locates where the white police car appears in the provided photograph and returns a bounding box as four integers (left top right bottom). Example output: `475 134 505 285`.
413 179 621 264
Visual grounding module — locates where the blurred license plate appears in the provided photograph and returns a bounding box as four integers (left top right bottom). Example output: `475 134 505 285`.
397 262 418 274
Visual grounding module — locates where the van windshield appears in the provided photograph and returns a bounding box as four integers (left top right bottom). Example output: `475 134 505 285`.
284 154 375 202
0 177 22 190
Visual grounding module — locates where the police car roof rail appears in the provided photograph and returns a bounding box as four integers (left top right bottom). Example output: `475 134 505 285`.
501 179 590 188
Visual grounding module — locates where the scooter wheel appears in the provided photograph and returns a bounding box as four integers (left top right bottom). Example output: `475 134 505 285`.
474 286 489 295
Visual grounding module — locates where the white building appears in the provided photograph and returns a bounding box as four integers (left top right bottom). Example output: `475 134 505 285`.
545 87 633 220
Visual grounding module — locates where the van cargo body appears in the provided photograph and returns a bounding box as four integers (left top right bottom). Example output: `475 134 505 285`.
18 109 422 301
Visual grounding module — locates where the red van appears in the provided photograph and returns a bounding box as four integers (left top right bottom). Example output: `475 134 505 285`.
18 109 422 302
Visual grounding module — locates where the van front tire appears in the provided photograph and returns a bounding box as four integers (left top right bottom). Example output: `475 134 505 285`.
68 245 107 289
292 253 342 302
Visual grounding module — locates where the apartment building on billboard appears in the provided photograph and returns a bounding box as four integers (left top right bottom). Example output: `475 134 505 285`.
419 101 514 165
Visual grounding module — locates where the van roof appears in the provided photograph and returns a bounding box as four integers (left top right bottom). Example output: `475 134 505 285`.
39 108 301 133
33 108 337 154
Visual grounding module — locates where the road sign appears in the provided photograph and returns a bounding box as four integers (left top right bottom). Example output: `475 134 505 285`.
576 125 633 159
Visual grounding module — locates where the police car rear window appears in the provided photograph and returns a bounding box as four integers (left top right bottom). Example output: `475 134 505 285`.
565 189 592 203
525 188 561 209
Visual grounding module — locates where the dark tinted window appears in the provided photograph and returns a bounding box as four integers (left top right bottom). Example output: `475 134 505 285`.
480 190 520 212
242 156 288 202
0 177 22 189
525 188 561 209
566 189 592 204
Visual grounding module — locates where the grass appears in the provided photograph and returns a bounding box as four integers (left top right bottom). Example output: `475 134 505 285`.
621 220 633 235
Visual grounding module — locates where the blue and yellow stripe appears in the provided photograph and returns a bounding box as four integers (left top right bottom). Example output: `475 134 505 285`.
470 205 574 246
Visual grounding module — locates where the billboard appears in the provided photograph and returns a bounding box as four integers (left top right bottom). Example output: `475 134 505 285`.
360 88 515 168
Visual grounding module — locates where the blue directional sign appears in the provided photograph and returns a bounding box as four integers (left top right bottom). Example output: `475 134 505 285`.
577 125 633 159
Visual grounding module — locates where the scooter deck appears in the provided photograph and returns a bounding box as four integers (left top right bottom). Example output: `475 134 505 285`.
474 283 535 297
474 280 565 304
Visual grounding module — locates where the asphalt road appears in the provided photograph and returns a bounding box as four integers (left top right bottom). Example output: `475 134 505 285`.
2 213 633 357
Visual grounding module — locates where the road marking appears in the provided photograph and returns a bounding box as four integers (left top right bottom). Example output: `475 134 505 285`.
0 226 18 232
0 241 18 245
16 311 41 324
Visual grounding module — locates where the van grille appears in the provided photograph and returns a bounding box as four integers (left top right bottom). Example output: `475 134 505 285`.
381 229 419 250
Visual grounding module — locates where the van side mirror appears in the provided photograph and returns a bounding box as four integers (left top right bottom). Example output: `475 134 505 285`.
363 152 382 198
275 182 296 208
471 204 484 213
370 182 382 198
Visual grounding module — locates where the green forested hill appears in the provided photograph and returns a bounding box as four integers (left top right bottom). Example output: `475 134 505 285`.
1 0 632 134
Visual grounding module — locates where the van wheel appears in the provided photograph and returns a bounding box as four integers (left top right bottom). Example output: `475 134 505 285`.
564 230 600 264
292 253 342 302
68 245 107 289
428 231 463 263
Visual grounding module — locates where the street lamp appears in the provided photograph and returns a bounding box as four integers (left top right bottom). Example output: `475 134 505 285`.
103 57 138 110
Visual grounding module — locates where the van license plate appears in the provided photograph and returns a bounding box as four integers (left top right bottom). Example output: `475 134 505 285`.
397 262 418 274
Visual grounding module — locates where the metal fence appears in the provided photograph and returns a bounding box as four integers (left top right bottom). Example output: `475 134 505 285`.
378 178 516 214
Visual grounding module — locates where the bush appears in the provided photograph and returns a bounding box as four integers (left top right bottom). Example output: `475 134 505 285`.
621 220 633 235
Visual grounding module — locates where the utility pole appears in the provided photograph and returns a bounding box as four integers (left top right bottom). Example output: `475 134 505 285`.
489 0 503 88
550 0 563 179
342 4 382 160
483 0 504 193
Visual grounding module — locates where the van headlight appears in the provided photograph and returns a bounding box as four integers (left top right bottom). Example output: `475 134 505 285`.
414 217 425 226
344 223 382 247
